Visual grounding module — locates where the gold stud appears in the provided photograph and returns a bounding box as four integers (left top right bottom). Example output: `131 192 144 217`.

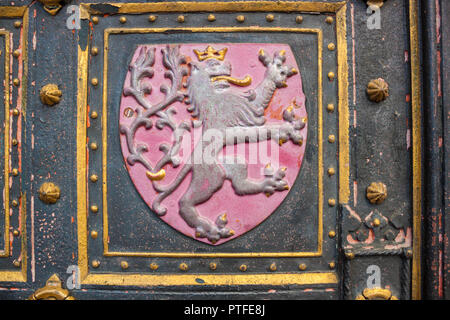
90 205 99 213
13 230 20 237
13 78 20 86
207 14 216 22
366 182 387 204
373 218 381 227
328 72 335 80
12 109 20 117
209 262 217 270
119 16 127 24
13 260 21 268
328 230 336 238
345 252 355 260
14 21 22 28
91 47 99 56
328 43 336 51
269 263 277 271
91 78 98 86
327 104 335 113
92 16 99 24
326 16 334 24
148 15 157 22
266 14 274 22
177 15 185 23
367 78 389 102
236 15 245 23
179 263 188 271
329 262 336 269
38 182 60 204
90 230 98 239
239 264 247 272
11 168 19 176
405 249 413 258
12 200 18 207
299 263 307 271
121 261 129 270
90 142 98 150
150 263 159 270
92 260 100 268
12 139 18 146
91 111 98 119
90 174 98 182
295 15 303 24
40 84 62 106
328 135 336 143
328 198 336 207
13 50 20 58
327 167 335 176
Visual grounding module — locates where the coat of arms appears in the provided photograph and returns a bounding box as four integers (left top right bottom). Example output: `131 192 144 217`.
119 43 307 245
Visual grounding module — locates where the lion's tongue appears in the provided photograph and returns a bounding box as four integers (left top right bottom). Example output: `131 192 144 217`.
211 75 252 87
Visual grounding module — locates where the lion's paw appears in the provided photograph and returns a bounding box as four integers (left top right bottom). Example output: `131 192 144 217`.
263 166 290 197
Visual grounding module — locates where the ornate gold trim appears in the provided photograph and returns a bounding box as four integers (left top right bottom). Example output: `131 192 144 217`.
28 274 75 300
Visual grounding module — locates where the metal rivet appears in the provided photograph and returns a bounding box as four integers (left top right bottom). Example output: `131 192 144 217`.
366 182 387 204
299 263 307 271
90 230 98 239
90 142 98 150
150 263 159 270
92 16 99 24
179 263 188 271
328 198 336 207
11 168 19 176
327 104 335 113
405 250 413 258
177 15 185 23
13 50 20 58
329 262 336 269
12 139 18 146
92 260 100 268
119 16 127 24
40 84 62 106
207 14 216 22
14 21 22 28
373 218 381 227
13 260 21 268
121 261 129 270
326 16 334 24
148 15 157 22
38 182 60 204
269 263 277 271
328 72 335 80
328 135 336 143
367 78 389 102
345 252 355 260
295 15 303 24
12 109 20 116
13 78 20 86
236 15 245 23
90 205 99 213
328 230 336 238
91 78 98 86
266 14 274 22
327 167 335 176
91 111 98 119
91 47 99 56
90 174 98 182
328 43 336 51
13 230 20 237
12 199 19 207
239 264 247 272
209 262 217 270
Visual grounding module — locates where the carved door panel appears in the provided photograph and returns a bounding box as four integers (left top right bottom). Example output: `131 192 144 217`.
0 0 441 300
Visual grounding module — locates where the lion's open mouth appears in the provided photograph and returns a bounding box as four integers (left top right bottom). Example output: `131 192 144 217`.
210 75 252 87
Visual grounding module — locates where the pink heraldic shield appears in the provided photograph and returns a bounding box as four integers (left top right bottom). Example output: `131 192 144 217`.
119 43 307 245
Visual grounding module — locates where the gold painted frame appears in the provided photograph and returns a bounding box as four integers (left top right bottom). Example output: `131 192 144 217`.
76 1 346 287
0 6 28 282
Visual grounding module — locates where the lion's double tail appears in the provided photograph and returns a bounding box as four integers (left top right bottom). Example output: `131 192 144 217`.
152 163 193 216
